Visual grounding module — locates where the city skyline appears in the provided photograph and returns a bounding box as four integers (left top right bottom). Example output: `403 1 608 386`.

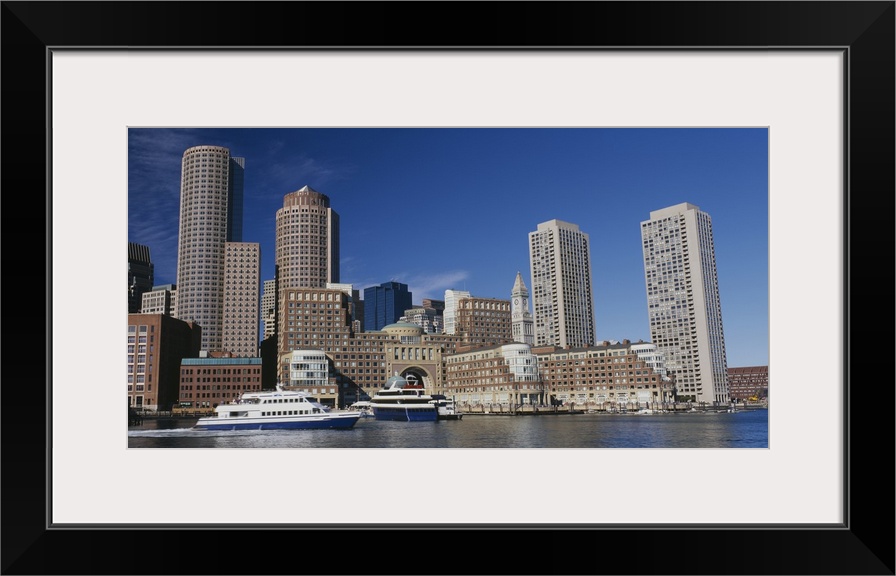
128 127 769 366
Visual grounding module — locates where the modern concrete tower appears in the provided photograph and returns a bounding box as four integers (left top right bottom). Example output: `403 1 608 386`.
275 185 340 349
641 202 729 405
528 219 595 348
511 271 534 345
128 242 154 313
174 145 245 352
221 242 260 357
443 289 471 335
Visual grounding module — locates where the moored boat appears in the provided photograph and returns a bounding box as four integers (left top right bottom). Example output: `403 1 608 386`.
369 374 438 422
193 387 361 431
430 395 463 420
348 400 375 418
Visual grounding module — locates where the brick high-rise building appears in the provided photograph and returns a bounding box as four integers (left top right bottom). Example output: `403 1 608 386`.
221 242 260 357
127 313 201 411
275 185 339 350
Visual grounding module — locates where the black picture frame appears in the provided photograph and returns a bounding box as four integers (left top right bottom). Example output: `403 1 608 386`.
3 2 893 575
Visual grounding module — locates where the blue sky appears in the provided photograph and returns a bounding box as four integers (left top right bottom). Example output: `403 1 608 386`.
128 127 768 367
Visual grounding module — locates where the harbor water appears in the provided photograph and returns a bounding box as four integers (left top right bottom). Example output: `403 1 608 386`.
128 407 768 449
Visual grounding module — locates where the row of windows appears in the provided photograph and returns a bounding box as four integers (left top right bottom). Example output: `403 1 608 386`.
181 384 257 391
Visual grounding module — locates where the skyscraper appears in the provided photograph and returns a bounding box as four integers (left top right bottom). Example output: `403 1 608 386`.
174 145 245 352
364 281 412 331
528 219 595 348
275 185 340 349
128 242 154 313
221 242 260 357
641 202 729 405
510 272 534 345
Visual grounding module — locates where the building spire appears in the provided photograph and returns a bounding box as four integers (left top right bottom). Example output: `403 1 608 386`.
512 271 528 296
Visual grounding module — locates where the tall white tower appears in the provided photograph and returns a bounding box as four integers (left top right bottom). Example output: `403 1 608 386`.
528 219 595 348
641 202 729 405
175 145 245 352
510 271 534 345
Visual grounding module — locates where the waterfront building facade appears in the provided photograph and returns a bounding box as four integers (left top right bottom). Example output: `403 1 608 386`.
641 202 729 405
277 287 462 406
381 322 460 398
221 242 260 357
363 281 412 331
261 278 277 341
443 289 471 335
510 271 535 345
276 349 337 406
629 341 668 379
528 219 596 349
533 340 673 408
174 145 245 353
128 242 154 313
444 342 542 406
275 185 340 350
282 349 329 388
177 356 262 412
141 284 176 316
454 296 513 347
127 313 201 411
727 365 769 401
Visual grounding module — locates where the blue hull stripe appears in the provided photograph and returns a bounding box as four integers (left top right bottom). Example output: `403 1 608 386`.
195 417 359 431
372 407 438 422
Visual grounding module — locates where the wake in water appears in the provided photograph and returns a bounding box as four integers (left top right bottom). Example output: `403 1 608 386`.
127 428 288 438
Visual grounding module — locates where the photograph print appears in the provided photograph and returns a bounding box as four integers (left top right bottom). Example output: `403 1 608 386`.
127 127 769 449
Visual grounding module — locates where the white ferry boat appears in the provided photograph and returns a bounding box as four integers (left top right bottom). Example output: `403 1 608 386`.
193 388 361 431
369 374 438 422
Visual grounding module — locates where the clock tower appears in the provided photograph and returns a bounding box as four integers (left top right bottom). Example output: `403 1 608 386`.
511 271 534 345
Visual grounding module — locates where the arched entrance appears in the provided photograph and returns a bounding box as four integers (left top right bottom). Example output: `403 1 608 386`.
400 366 433 390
